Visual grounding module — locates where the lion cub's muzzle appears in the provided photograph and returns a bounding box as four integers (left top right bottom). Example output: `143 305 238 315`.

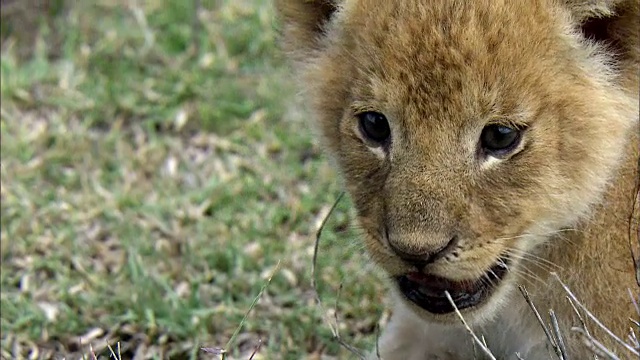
384 228 511 314
395 257 510 314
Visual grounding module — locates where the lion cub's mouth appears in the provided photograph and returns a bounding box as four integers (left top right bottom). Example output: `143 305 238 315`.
395 258 509 314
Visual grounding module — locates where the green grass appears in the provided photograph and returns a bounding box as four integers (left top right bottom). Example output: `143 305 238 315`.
0 1 386 358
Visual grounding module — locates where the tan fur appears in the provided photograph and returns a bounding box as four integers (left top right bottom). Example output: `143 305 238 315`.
275 0 639 358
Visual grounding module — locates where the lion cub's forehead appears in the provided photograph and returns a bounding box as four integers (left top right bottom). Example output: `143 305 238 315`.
338 0 559 62
334 0 568 117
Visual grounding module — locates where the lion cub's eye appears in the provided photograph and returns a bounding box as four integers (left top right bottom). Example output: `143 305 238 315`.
357 111 391 145
480 124 522 156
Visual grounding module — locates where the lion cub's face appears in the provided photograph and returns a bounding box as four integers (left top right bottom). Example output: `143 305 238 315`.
277 0 637 322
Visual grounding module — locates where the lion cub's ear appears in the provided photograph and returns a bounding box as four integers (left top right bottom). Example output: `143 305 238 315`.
563 0 638 81
563 0 624 20
274 0 339 60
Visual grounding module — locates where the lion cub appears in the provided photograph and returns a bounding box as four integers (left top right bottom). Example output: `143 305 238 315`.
276 0 639 358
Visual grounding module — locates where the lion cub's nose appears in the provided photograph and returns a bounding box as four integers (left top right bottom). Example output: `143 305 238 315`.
387 232 459 270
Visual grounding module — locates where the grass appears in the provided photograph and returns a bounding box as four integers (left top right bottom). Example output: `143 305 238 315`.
0 1 387 358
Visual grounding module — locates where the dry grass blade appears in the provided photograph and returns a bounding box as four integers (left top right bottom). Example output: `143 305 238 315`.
310 192 365 359
218 260 281 357
330 281 366 357
333 292 366 357
566 295 598 360
89 344 98 360
518 285 563 359
481 335 489 350
334 283 344 327
566 295 592 336
628 329 639 351
552 273 639 356
230 261 281 348
375 324 382 360
572 328 621 360
629 288 640 319
201 347 226 360
549 310 570 360
444 291 497 360
332 334 366 358
248 339 262 360
629 153 640 287
106 342 120 360
311 192 345 297
626 287 639 354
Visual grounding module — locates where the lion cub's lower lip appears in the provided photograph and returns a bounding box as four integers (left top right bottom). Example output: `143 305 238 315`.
395 258 509 314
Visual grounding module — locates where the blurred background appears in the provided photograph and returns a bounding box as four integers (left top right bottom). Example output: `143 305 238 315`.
0 1 386 359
